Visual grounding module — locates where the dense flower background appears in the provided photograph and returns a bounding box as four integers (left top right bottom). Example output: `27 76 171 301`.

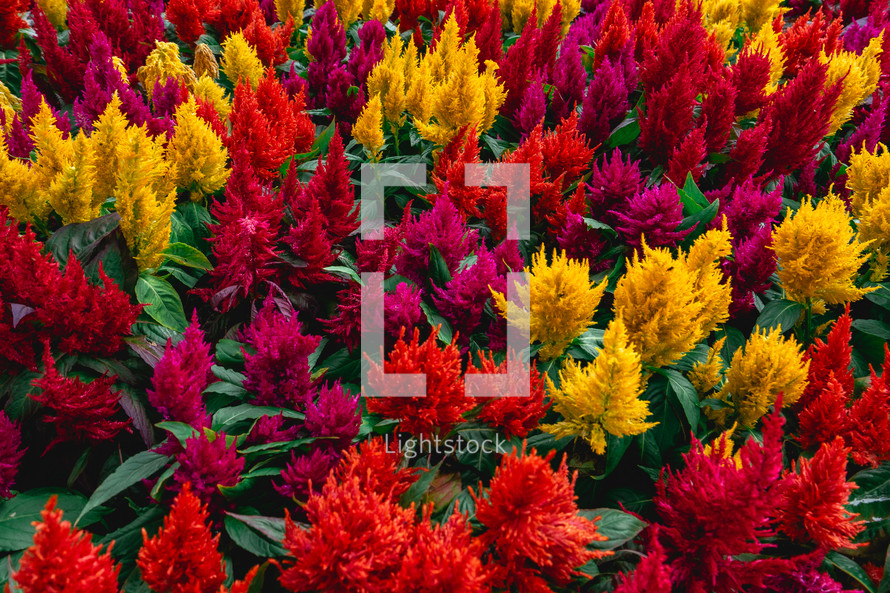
1 0 890 589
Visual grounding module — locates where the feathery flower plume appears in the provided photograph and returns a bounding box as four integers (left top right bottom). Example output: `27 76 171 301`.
799 306 854 409
138 483 227 593
167 97 230 199
492 247 607 361
304 382 361 450
173 431 244 509
275 448 338 500
221 31 265 89
587 149 641 223
717 327 809 427
14 497 120 593
612 526 672 593
0 411 24 499
778 437 864 550
543 317 657 454
613 183 690 249
471 350 550 439
773 195 874 304
137 41 197 104
797 377 851 451
354 93 385 159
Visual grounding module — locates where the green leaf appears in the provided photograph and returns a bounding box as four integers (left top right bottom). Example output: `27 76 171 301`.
224 514 287 557
162 242 212 270
852 319 890 341
400 462 441 506
824 551 876 593
212 365 247 386
212 404 304 430
428 245 453 288
312 119 338 155
755 299 804 333
583 218 618 238
608 116 640 148
75 451 170 525
864 282 890 310
678 197 719 235
44 213 137 291
660 368 700 429
215 339 247 366
156 421 200 446
136 275 188 332
678 172 710 215
0 490 93 552
323 265 362 285
419 301 454 344
44 213 121 270
98 507 166 562
580 508 647 550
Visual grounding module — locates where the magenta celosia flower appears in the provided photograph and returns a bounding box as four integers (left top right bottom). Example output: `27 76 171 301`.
174 431 244 510
385 283 423 341
31 347 131 451
578 56 631 148
613 184 690 249
516 77 546 138
726 225 776 315
246 413 300 446
556 212 610 271
349 20 385 88
320 284 362 353
719 177 783 239
394 198 477 286
304 382 361 451
843 18 884 54
613 526 672 593
324 66 365 131
306 1 347 105
550 42 587 121
283 63 310 100
73 33 127 130
587 149 641 224
4 71 70 158
564 12 598 49
148 313 214 429
762 559 862 593
274 447 338 500
836 96 886 164
0 411 25 499
240 298 321 409
432 246 498 344
655 405 786 592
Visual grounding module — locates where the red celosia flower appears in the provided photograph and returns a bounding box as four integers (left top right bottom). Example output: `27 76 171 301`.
726 116 772 183
497 16 539 117
757 59 842 177
148 312 214 429
138 483 227 593
594 0 631 71
471 351 550 439
701 76 737 154
393 507 490 593
279 475 417 593
334 437 420 501
243 11 293 66
655 404 786 591
31 347 130 450
240 297 321 409
366 328 474 435
541 112 596 190
847 355 890 467
473 447 611 592
475 1 503 64
777 437 865 550
431 127 487 220
31 6 86 102
797 376 851 451
799 306 854 409
201 148 283 310
638 67 698 165
633 1 658 62
165 0 217 43
665 126 707 184
0 0 26 48
613 526 672 593
779 10 843 78
0 410 24 499
731 47 772 116
319 283 362 352
14 496 120 593
209 0 260 39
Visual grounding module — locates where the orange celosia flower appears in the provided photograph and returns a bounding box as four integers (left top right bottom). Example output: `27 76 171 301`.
473 446 611 591
13 496 120 593
778 438 864 550
137 483 227 593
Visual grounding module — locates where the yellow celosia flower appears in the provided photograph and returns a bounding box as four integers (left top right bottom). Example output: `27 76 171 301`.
137 41 198 103
694 0 741 53
193 75 231 120
0 136 43 222
688 337 726 396
367 35 408 128
500 0 578 34
221 32 265 89
167 98 230 200
821 33 883 135
353 94 385 160
542 317 657 455
316 0 362 28
846 142 890 216
48 134 99 224
114 124 176 271
717 327 809 427
275 0 306 25
773 195 873 304
740 0 784 32
411 18 506 145
0 81 21 133
492 247 608 361
38 0 68 28
193 43 220 80
509 0 537 33
30 100 74 195
111 57 129 84
870 250 889 282
361 0 394 23
749 22 784 92
703 423 742 469
91 95 130 202
613 227 732 369
858 185 890 253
